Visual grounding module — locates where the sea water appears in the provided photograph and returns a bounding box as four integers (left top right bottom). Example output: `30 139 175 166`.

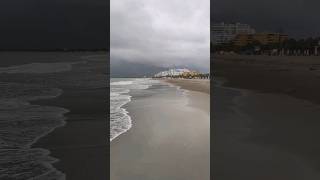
0 55 90 180
110 78 159 141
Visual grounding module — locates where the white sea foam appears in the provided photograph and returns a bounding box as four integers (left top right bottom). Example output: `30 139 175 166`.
110 81 133 86
110 78 159 141
0 61 86 74
0 82 68 180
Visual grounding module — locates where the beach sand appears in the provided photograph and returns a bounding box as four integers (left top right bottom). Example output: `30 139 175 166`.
33 88 108 179
213 54 320 104
32 53 109 179
213 55 320 179
110 81 210 180
164 78 210 94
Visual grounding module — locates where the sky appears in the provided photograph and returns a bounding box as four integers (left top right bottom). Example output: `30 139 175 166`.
111 0 210 73
2 0 319 50
212 0 320 38
0 0 108 49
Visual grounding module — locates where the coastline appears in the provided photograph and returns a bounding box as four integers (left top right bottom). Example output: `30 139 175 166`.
33 87 108 179
111 81 210 180
163 78 210 94
213 54 320 104
212 55 320 178
31 54 108 179
0 52 108 179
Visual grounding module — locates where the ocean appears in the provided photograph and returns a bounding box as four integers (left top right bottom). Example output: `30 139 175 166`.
0 82 68 180
0 52 107 180
110 78 159 141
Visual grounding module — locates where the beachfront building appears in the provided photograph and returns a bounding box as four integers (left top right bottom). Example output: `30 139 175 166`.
233 32 289 46
253 33 288 45
212 22 256 45
154 68 191 78
154 68 211 79
233 34 254 46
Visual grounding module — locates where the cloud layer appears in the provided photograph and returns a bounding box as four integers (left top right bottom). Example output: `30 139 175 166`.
0 0 107 49
111 0 210 72
212 0 320 38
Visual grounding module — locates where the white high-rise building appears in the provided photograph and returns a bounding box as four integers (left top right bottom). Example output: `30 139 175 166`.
211 22 256 45
154 68 191 78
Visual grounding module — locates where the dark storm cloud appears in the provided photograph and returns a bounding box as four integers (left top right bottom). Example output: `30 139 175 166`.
212 0 320 38
111 0 210 72
0 0 107 49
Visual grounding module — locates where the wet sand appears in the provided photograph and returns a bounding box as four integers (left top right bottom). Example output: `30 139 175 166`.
164 79 210 94
33 88 108 179
213 55 320 179
32 53 109 179
111 82 210 180
213 54 320 104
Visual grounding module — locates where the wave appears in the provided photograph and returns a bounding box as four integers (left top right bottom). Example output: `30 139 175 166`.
0 82 68 180
110 93 132 141
0 61 86 74
110 78 159 141
110 81 133 86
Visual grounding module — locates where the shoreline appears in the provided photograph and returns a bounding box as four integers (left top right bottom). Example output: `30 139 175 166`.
212 55 320 178
213 54 320 105
213 81 320 179
33 87 108 179
0 52 108 179
163 78 210 94
111 81 210 179
31 56 108 180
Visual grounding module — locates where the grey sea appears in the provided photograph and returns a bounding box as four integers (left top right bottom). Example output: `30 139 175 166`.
0 52 108 180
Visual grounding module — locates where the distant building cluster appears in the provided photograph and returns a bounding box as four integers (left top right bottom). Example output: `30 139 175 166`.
212 22 256 45
211 22 288 47
212 22 320 56
233 33 288 46
154 68 210 79
154 68 191 77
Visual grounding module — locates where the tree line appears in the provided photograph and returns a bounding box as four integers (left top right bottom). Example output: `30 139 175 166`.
212 37 320 55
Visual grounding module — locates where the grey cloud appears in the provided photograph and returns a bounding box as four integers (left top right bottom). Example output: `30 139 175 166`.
213 0 320 38
111 0 210 72
0 0 107 49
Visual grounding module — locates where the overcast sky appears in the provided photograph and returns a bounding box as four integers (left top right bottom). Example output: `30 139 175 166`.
212 0 320 38
111 0 210 72
0 0 107 49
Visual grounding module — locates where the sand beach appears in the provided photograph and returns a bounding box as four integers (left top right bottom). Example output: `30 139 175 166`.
110 79 210 180
212 54 320 179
